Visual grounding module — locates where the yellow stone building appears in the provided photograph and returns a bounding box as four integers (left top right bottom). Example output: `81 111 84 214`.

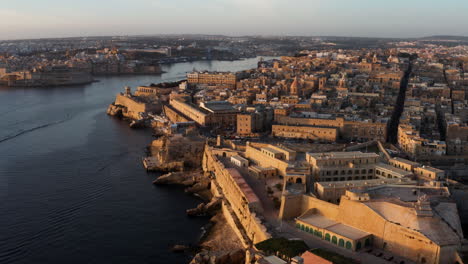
280 189 464 264
272 125 338 142
187 71 237 89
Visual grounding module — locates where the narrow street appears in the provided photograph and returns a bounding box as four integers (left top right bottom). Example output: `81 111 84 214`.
387 61 413 144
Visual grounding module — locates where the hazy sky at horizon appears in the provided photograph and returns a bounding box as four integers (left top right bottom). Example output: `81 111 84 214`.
1 0 467 40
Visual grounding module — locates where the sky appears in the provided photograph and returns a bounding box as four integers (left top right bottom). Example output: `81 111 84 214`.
0 0 467 40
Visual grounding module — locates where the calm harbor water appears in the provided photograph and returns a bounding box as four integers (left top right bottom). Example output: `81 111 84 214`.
0 57 271 264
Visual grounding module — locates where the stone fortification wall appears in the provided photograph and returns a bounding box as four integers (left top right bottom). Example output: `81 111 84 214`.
115 94 146 112
279 193 459 264
152 135 205 168
203 147 271 245
114 94 154 120
279 193 339 220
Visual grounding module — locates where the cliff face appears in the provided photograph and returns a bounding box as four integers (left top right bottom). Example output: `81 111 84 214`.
190 212 246 264
151 134 206 169
106 103 124 118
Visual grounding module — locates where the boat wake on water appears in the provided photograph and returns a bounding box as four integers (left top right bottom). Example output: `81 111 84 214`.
0 116 72 144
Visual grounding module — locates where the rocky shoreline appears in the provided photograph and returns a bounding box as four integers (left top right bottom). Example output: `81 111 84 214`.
107 92 247 263
153 170 246 264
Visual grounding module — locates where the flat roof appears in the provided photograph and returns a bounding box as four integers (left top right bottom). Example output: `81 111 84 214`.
261 147 283 154
417 166 444 173
200 101 238 113
300 251 332 264
298 212 371 241
260 256 287 264
298 214 338 228
367 186 450 202
375 163 413 176
316 178 416 189
307 151 379 160
390 157 420 166
231 155 248 162
326 223 371 240
249 165 276 172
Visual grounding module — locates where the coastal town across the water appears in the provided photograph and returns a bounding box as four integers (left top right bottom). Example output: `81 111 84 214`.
105 39 468 264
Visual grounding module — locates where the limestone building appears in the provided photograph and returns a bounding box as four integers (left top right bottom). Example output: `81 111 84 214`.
187 71 237 89
272 125 338 142
280 188 464 264
306 152 380 182
274 114 387 142
169 98 239 128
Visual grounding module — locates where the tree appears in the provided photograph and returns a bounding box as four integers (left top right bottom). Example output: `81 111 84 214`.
255 237 309 259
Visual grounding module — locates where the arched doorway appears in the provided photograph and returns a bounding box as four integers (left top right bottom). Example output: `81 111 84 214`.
314 230 322 238
345 241 352 250
325 233 331 241
339 239 345 247
332 236 337 245
365 238 371 247
356 241 362 250
296 178 302 184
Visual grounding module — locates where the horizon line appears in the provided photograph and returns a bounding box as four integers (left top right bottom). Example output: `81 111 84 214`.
1 33 468 42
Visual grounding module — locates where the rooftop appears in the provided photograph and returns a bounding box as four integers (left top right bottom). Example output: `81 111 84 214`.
366 185 449 202
390 157 420 166
374 163 413 177
315 178 416 189
326 223 371 240
298 213 338 228
261 147 284 155
364 201 462 246
199 101 238 113
297 211 371 241
307 151 379 160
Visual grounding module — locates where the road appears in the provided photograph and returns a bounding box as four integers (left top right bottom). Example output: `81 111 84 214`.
387 61 413 144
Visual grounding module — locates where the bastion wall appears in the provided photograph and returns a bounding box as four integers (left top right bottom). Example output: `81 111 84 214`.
203 146 271 245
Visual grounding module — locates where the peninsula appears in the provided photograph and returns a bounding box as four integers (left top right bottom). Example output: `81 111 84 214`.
107 39 468 264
